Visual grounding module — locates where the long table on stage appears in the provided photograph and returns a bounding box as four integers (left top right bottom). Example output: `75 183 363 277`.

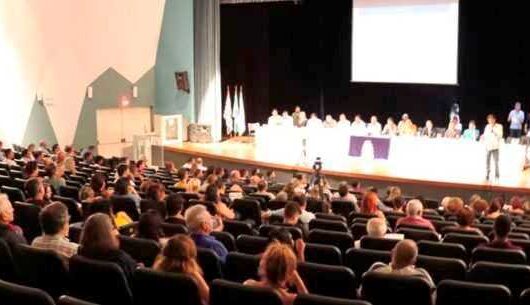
255 126 527 185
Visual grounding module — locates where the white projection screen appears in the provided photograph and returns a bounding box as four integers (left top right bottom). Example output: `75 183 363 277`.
352 0 459 85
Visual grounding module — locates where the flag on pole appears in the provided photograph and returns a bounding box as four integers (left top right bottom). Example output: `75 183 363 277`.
223 86 233 135
232 85 240 135
238 85 246 135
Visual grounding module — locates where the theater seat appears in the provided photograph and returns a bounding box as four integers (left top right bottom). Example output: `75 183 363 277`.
309 229 353 253
69 255 133 305
232 198 262 226
360 237 399 251
13 244 69 299
1 186 26 203
350 223 368 241
118 236 161 267
59 185 80 201
236 235 268 255
417 241 467 262
294 294 371 305
471 247 526 265
259 224 303 241
443 233 489 255
224 219 257 238
344 248 391 287
0 279 55 305
12 201 41 242
161 222 188 236
58 296 99 305
210 279 283 305
315 213 347 223
110 196 140 221
331 200 357 219
224 252 260 283
397 228 439 242
211 231 236 252
297 262 356 299
132 268 202 305
361 272 433 305
304 243 342 266
467 261 530 297
415 255 466 284
197 248 223 283
521 288 530 305
436 280 511 305
0 239 17 282
309 219 349 233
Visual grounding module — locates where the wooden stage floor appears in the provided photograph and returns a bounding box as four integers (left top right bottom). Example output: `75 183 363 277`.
162 137 530 194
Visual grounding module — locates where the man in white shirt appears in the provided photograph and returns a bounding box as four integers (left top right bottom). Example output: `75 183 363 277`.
306 113 323 128
281 111 294 127
337 113 351 128
267 109 282 126
367 116 382 136
508 101 525 139
483 114 503 180
351 115 367 136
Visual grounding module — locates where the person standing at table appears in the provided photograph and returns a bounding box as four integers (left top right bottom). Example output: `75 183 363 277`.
268 109 282 126
483 114 503 181
507 101 525 139
281 111 294 127
323 115 337 128
337 113 351 128
351 115 367 136
306 113 323 128
367 116 382 136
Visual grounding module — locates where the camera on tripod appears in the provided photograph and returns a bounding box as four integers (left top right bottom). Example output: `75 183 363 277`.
312 157 322 173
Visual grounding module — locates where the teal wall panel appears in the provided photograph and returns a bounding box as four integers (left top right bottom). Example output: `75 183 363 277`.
22 97 58 146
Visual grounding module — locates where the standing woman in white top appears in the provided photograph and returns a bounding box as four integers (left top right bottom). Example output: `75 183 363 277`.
507 101 525 139
483 114 503 181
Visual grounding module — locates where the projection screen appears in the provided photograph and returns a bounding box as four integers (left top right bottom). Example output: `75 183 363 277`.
352 0 459 85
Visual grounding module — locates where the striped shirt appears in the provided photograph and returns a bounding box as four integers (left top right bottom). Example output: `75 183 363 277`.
32 235 79 259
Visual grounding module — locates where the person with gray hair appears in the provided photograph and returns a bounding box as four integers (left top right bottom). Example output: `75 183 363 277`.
0 194 27 246
396 199 435 231
366 239 435 289
185 205 228 262
32 202 78 260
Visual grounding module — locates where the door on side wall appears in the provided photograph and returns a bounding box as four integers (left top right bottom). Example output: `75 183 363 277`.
96 107 151 158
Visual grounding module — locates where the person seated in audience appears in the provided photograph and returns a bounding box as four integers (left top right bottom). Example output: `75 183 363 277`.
63 146 77 175
367 239 435 289
91 155 105 169
442 197 464 217
3 148 17 167
420 120 437 138
482 214 521 250
46 163 66 192
135 210 167 245
291 173 308 193
195 158 207 172
79 185 96 203
383 186 401 205
37 140 51 154
182 157 197 170
136 160 146 175
82 151 94 165
248 174 262 189
351 115 367 136
187 178 202 194
115 163 135 186
144 182 168 218
361 191 385 218
174 168 190 190
90 173 112 199
332 181 359 208
485 197 503 220
165 193 186 225
367 116 382 136
323 114 337 128
281 111 294 127
153 235 210 305
471 198 489 218
33 151 44 163
79 213 138 279
523 199 530 216
128 163 143 182
0 194 27 246
201 174 218 193
80 145 96 160
25 178 50 208
305 112 323 128
337 113 351 128
396 200 435 231
266 194 315 225
507 195 525 215
185 205 227 262
244 242 308 305
268 227 305 262
21 148 33 163
226 170 244 193
266 169 277 184
0 141 4 161
32 202 78 261
268 109 283 126
164 161 178 174
253 180 276 200
23 160 39 179
113 177 141 210
51 144 61 157
389 196 405 213
281 202 309 239
382 117 398 136
205 184 235 220
354 217 401 248
462 120 480 141
454 207 483 235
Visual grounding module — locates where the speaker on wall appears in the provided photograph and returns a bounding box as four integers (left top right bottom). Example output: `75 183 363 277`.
175 71 190 93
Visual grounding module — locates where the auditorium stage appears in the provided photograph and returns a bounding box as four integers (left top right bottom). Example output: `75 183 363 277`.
158 137 530 200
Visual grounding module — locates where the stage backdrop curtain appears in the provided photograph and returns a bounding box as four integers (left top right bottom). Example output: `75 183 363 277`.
194 0 222 142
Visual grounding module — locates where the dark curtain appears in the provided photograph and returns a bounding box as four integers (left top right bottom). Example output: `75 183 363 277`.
221 0 530 130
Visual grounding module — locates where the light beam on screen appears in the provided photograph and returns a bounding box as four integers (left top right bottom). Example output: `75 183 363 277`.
0 22 32 145
352 0 459 85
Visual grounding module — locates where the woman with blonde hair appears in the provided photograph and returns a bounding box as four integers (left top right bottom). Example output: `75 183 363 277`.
187 178 202 193
244 242 308 305
154 235 209 305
